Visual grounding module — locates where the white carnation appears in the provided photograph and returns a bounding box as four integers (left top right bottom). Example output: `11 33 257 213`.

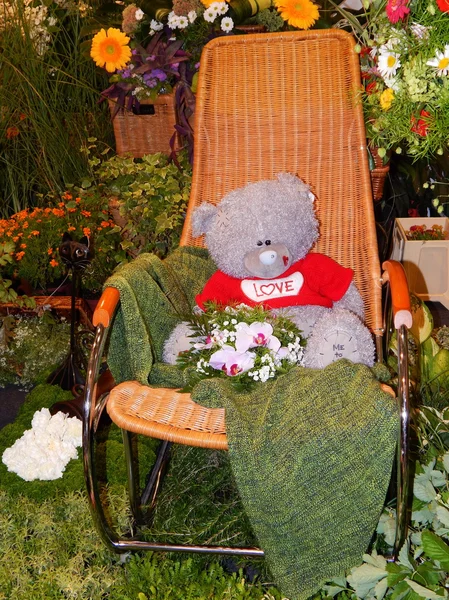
2 408 82 481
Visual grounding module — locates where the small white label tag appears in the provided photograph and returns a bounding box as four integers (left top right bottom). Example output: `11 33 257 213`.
241 272 304 302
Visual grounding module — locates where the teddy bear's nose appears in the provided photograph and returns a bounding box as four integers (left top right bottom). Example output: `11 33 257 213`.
259 249 278 266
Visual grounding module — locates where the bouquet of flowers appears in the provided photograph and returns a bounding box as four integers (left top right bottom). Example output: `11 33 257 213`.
177 303 306 390
333 0 449 162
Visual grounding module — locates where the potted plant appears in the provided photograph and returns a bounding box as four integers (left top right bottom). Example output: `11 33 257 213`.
89 0 319 158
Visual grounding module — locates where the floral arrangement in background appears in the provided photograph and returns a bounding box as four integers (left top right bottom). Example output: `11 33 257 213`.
89 0 321 117
177 303 306 390
405 223 447 240
333 0 449 162
0 0 90 55
0 190 125 294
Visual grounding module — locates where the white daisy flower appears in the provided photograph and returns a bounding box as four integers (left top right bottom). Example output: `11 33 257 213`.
167 11 180 28
135 8 144 20
177 15 189 29
188 10 197 22
150 19 163 31
427 45 449 76
220 16 234 32
377 50 401 78
203 7 217 22
215 1 229 15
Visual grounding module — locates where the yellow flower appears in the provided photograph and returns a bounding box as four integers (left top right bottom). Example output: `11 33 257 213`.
90 28 131 73
274 0 319 29
380 88 395 111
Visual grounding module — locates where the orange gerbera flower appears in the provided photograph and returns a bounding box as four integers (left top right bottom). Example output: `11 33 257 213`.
274 0 319 29
90 28 132 73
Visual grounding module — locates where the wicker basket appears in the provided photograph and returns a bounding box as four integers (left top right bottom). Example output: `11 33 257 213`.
109 94 178 157
370 149 390 202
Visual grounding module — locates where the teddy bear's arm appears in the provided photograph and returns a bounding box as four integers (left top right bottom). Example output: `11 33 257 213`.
333 282 365 319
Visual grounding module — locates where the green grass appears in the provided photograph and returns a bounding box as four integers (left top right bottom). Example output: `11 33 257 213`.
0 6 113 217
0 385 282 599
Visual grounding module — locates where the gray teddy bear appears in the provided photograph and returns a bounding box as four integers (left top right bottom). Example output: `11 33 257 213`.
163 173 375 369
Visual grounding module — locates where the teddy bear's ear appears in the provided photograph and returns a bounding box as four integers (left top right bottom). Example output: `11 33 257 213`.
276 172 314 202
191 202 218 237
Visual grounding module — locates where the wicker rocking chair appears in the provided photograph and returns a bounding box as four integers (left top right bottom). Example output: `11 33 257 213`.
83 29 412 560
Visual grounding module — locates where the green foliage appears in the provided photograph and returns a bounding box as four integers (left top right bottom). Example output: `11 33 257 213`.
0 240 35 306
86 148 192 258
0 312 71 390
0 0 113 217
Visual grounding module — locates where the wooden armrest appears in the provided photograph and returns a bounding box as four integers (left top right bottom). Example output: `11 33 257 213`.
382 260 412 329
93 287 120 328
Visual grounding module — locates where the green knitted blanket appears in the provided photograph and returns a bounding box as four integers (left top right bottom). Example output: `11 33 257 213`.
105 248 399 600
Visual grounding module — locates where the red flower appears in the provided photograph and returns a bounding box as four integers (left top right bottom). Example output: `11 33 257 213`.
365 82 377 95
411 110 431 137
386 0 410 22
437 0 449 12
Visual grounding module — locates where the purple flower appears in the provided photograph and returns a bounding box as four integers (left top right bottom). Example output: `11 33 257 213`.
152 68 167 81
121 68 132 78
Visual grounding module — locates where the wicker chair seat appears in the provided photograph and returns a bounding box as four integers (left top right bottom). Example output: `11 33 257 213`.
107 381 228 450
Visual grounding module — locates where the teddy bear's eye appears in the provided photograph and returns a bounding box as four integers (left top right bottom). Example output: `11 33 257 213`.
265 240 271 246
256 241 263 246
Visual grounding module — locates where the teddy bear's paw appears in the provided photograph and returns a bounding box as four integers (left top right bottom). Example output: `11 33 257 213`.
162 322 197 365
303 309 375 369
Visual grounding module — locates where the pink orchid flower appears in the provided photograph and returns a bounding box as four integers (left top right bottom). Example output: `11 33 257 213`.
209 345 255 376
193 335 214 350
235 322 281 353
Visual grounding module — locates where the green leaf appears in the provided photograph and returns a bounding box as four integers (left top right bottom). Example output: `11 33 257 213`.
405 579 447 600
387 563 412 587
416 563 443 588
421 530 449 570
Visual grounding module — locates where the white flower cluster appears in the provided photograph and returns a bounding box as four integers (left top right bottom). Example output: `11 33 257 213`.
2 408 82 481
167 9 197 30
0 0 59 55
167 2 233 33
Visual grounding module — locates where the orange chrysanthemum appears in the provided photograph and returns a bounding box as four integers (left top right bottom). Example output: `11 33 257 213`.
274 0 319 29
16 251 25 261
50 259 59 267
83 227 91 237
90 28 132 73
